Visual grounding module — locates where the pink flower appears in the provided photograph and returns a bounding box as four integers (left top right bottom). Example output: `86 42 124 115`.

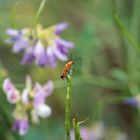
12 118 29 136
3 78 20 104
2 76 54 135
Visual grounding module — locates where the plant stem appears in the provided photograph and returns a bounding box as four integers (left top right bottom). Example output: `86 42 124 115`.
33 0 46 26
65 75 72 140
110 0 140 53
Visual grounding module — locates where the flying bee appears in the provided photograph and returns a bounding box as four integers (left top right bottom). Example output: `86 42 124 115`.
60 56 80 80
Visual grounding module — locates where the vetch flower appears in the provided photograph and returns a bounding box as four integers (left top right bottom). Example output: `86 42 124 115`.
12 118 29 136
12 103 29 135
33 104 51 118
6 22 74 67
30 81 53 122
33 81 53 106
2 76 53 135
54 22 68 34
3 78 15 93
6 28 29 53
3 78 20 104
21 47 35 65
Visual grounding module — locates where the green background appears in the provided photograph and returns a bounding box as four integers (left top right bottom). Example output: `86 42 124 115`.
0 0 140 139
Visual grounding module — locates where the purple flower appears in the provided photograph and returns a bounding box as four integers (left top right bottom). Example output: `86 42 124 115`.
6 29 22 43
30 80 53 106
55 22 68 34
12 118 29 135
3 76 54 135
21 89 29 104
34 41 48 67
32 81 53 119
21 76 32 104
21 76 53 122
70 127 89 140
21 47 35 64
3 78 20 104
6 23 74 67
43 80 54 97
53 38 74 61
33 83 47 106
46 47 57 67
70 121 105 140
124 96 140 107
6 28 29 53
3 78 14 93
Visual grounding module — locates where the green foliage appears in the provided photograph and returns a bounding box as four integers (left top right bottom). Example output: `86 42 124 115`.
1 0 140 139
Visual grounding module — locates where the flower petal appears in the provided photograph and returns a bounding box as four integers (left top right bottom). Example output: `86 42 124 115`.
35 104 51 118
6 29 23 44
21 48 35 64
6 28 20 36
56 38 74 49
43 80 54 98
3 78 20 104
36 54 47 67
34 41 45 58
7 90 20 104
55 22 68 34
34 41 47 66
3 78 15 93
13 119 29 136
46 47 57 67
33 83 45 106
12 39 28 53
21 89 29 104
52 44 68 61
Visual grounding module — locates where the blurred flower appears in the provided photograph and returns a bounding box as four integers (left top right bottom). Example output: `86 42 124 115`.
6 22 74 67
12 118 29 136
3 78 20 104
70 121 105 140
70 121 128 140
105 128 127 140
54 22 68 34
70 127 89 140
124 95 140 108
2 76 53 135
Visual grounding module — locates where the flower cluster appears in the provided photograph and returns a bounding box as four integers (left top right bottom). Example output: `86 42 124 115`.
3 76 53 135
6 22 74 67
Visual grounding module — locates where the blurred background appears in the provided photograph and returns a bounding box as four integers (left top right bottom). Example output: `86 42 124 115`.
0 0 140 140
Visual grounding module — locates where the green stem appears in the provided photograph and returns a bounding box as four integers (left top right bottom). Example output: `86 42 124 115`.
33 0 46 26
10 1 20 28
65 75 72 140
110 0 140 53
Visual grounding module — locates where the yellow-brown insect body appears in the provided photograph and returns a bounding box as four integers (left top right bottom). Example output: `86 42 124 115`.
61 61 74 79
